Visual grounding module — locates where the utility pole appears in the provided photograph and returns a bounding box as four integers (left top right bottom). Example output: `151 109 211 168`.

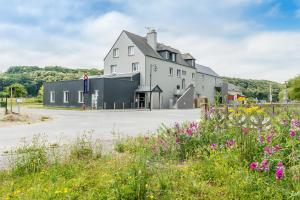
10 86 13 113
149 64 152 111
269 83 272 103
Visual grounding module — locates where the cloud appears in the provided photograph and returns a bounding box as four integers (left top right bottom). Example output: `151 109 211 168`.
0 0 298 82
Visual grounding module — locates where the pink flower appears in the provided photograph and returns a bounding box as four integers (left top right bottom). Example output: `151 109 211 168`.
264 146 273 156
259 136 265 144
210 143 217 150
275 168 284 180
290 130 296 137
274 144 281 151
186 128 193 136
176 137 180 143
250 162 258 170
242 127 249 135
260 160 269 171
226 139 235 147
267 133 273 143
291 119 299 128
277 162 283 168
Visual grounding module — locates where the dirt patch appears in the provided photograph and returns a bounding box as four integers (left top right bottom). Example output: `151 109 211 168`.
0 111 51 127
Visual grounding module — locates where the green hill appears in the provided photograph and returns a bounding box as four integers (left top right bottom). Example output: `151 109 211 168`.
0 66 103 97
223 77 283 102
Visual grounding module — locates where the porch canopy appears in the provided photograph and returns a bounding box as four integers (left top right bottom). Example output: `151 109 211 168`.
135 85 163 93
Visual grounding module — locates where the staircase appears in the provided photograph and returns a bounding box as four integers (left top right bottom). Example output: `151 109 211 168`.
173 84 195 109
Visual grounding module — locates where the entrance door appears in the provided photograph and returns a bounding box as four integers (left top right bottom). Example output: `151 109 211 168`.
139 93 145 108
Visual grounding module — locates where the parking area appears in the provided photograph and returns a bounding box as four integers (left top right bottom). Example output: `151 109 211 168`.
0 108 201 151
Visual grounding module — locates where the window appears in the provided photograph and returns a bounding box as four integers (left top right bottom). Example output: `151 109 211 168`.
192 73 195 79
165 52 169 59
182 79 186 89
191 59 195 67
176 69 181 77
78 91 84 103
132 62 139 72
128 46 134 55
50 91 55 103
171 53 176 62
169 67 173 76
182 70 186 76
113 48 119 58
111 65 117 74
63 91 69 103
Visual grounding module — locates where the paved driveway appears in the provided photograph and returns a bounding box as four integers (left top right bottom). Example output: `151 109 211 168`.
0 108 201 151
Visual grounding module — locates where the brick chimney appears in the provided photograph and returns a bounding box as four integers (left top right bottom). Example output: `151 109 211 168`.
146 29 157 51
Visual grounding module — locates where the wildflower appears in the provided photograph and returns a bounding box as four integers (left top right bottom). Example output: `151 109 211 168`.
260 160 269 171
291 119 299 128
226 139 235 147
259 135 265 144
64 188 68 193
290 130 296 137
175 137 180 143
275 168 284 180
274 144 281 151
275 162 284 180
149 195 154 199
210 143 217 150
186 128 193 136
280 119 289 126
264 146 273 156
250 162 258 170
242 127 249 135
267 133 273 143
174 122 180 129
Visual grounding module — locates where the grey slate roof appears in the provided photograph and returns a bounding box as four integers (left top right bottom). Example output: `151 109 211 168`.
195 64 220 77
124 31 195 68
228 83 241 92
101 72 140 79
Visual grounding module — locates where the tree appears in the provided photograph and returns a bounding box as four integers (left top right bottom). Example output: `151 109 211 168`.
5 83 28 97
287 75 300 101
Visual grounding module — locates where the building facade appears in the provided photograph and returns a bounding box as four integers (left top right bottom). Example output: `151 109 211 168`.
44 29 239 109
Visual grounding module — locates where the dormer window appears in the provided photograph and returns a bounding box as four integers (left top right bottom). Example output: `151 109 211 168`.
171 53 176 62
191 59 195 67
113 48 119 58
165 52 169 59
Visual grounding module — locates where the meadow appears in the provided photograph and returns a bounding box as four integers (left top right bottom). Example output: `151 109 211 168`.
0 104 300 199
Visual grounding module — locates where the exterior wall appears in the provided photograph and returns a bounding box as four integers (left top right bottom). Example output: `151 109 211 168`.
194 72 223 103
44 76 139 109
103 31 146 85
145 56 196 109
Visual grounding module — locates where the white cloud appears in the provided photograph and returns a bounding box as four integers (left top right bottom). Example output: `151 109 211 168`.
0 0 299 83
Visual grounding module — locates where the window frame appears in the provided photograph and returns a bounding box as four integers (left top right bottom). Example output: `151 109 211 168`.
171 53 176 62
132 62 139 72
50 91 55 103
182 70 186 76
169 67 173 76
111 65 117 74
176 69 181 78
63 91 69 103
113 48 119 58
78 91 84 103
128 46 134 56
165 51 169 59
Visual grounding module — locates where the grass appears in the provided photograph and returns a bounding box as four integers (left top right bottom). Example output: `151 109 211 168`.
0 105 300 199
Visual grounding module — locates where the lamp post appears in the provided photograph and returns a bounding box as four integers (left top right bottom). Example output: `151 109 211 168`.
149 64 157 111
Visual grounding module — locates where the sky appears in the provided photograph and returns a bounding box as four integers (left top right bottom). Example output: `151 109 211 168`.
0 0 300 82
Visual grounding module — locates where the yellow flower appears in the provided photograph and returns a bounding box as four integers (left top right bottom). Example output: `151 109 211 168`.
64 188 68 193
237 96 246 101
228 108 234 113
150 195 154 199
257 109 264 114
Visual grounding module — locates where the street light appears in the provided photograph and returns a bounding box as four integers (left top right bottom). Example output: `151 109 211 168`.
149 64 158 111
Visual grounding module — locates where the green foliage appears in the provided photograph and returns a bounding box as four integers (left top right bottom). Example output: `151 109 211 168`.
287 75 300 101
0 66 103 97
223 77 283 101
5 83 27 97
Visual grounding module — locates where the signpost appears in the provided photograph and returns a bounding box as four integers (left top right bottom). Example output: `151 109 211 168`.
83 74 89 110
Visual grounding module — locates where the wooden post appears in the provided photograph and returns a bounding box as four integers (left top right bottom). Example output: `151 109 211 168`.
204 102 208 121
5 96 8 114
159 92 161 109
10 87 13 113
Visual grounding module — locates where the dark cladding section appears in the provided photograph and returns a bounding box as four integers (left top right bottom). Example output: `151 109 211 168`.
43 74 140 109
44 80 85 108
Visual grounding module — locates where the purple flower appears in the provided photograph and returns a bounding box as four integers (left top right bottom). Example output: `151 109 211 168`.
291 119 299 128
186 128 193 136
259 136 265 144
226 139 235 147
275 168 284 180
264 146 274 156
210 143 217 150
267 133 273 143
250 162 258 170
260 160 269 171
274 144 281 151
277 162 283 168
290 130 296 137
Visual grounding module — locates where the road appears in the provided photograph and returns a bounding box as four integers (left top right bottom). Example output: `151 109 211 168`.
0 108 201 152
